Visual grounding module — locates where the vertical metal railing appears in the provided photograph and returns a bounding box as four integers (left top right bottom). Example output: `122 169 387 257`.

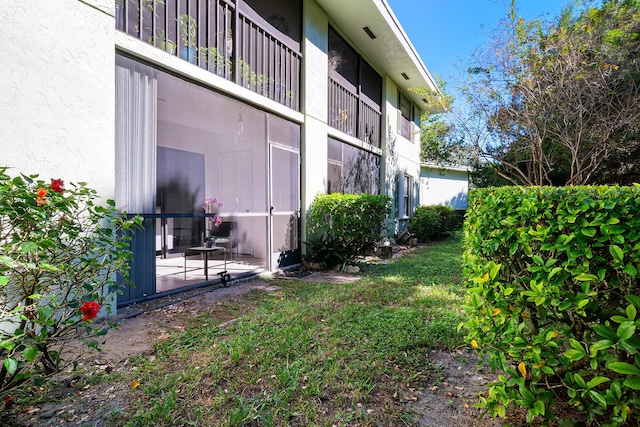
328 78 357 137
359 99 381 148
237 12 300 110
328 78 381 147
115 0 300 111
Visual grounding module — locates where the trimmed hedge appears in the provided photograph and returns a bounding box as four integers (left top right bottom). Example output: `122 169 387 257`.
463 185 640 425
305 193 392 268
409 205 463 241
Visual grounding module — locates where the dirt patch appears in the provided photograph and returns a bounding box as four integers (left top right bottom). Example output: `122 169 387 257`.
99 281 282 364
413 350 509 427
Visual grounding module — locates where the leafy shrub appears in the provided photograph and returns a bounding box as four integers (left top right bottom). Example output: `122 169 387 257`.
462 185 640 426
305 193 392 268
409 205 462 241
0 167 141 393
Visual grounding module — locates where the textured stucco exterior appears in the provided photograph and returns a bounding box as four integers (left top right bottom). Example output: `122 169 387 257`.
1 0 439 307
382 76 421 221
0 0 116 199
420 164 469 210
301 0 413 241
301 0 330 216
0 0 431 232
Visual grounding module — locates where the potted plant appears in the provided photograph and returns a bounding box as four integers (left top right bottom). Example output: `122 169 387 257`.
178 13 197 63
149 28 176 55
199 46 232 76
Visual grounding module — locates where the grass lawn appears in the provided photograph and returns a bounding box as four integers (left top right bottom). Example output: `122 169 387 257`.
80 237 468 426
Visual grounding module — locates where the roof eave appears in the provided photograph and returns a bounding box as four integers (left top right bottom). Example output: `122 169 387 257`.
315 0 445 113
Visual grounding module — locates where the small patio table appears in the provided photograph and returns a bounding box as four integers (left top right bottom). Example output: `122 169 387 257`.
184 246 226 281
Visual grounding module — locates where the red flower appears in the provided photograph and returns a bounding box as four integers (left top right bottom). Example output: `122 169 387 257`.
50 178 64 194
4 397 15 409
79 301 101 321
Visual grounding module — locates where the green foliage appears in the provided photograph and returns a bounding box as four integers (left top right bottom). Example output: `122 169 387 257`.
409 205 462 242
411 77 470 167
469 161 512 188
178 14 197 48
419 115 468 166
305 193 392 268
461 0 640 186
304 232 352 270
462 185 640 425
0 167 141 393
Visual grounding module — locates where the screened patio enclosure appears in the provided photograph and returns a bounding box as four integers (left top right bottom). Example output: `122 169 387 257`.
116 55 300 306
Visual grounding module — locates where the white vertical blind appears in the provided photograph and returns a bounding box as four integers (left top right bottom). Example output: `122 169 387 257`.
115 56 157 214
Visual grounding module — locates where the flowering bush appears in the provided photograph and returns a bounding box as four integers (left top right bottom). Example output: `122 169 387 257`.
0 167 141 394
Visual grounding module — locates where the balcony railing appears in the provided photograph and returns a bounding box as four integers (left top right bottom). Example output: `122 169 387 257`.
237 9 300 110
115 0 300 111
359 97 381 147
328 77 381 148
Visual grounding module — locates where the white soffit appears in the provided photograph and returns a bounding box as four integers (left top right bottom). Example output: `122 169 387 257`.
315 0 442 112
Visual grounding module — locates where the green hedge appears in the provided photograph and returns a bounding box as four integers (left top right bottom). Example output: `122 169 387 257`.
463 185 640 425
409 205 462 241
305 193 392 268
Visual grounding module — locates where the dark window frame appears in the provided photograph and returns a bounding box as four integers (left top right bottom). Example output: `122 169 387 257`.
403 174 411 217
327 137 380 195
399 91 415 141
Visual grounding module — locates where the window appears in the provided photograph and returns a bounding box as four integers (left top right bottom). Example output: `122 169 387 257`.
328 27 359 87
396 172 413 218
399 92 413 140
327 137 380 195
115 54 301 303
403 174 411 217
244 0 302 42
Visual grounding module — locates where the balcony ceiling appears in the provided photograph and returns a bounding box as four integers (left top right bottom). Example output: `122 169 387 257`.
315 0 444 113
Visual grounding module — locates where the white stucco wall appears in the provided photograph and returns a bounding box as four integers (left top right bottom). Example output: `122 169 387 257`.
302 0 330 206
0 0 116 199
300 0 331 246
420 165 469 210
382 76 421 220
300 4 425 237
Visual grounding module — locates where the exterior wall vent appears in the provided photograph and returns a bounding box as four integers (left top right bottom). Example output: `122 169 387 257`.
362 26 377 39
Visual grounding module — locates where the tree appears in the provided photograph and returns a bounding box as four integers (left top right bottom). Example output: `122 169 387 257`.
412 78 472 167
460 0 640 186
420 115 460 164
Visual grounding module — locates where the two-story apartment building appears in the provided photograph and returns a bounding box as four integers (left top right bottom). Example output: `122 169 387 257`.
1 0 442 306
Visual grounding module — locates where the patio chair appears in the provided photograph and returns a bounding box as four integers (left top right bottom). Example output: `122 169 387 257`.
210 221 238 260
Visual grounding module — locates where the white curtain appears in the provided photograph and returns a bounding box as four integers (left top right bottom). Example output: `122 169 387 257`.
115 56 157 214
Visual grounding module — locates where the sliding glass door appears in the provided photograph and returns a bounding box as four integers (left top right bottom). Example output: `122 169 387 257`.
115 54 301 305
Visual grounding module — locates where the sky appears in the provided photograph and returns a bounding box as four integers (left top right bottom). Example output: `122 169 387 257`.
386 0 572 95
